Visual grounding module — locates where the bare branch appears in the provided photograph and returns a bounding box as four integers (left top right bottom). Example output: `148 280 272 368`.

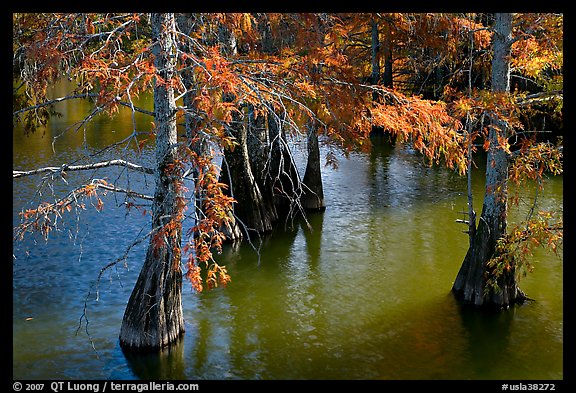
13 159 154 179
13 93 154 118
96 183 154 201
516 90 563 107
76 222 152 355
13 93 97 117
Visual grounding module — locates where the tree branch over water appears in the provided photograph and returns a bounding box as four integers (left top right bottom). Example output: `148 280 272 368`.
13 159 154 179
14 178 154 241
12 93 155 118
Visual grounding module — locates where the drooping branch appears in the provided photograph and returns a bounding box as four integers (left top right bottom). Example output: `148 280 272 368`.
95 183 154 201
13 94 155 119
77 224 153 352
15 178 154 241
13 159 154 179
12 93 98 117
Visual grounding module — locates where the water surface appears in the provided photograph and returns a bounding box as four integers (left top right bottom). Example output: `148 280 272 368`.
12 93 563 380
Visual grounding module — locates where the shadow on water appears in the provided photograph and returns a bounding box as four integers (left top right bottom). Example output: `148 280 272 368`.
349 292 516 380
367 134 397 209
165 212 330 379
122 286 534 380
300 210 325 271
177 224 303 379
454 298 517 379
123 336 186 380
121 226 302 380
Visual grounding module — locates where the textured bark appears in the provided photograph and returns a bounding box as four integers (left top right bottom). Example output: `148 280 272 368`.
452 13 525 309
119 13 185 351
433 59 447 99
268 111 302 217
177 14 211 231
452 212 524 308
369 18 392 135
177 14 210 159
218 22 238 56
219 107 276 241
301 122 325 211
247 107 279 223
257 15 275 54
214 22 277 241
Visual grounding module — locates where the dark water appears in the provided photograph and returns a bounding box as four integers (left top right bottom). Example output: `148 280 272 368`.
13 90 563 380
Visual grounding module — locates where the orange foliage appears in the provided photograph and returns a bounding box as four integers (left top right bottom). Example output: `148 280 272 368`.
15 179 112 241
14 12 563 293
179 145 235 292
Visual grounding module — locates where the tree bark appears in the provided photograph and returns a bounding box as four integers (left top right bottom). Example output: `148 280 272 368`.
219 106 276 240
214 21 276 241
381 20 393 88
267 110 303 218
370 17 392 136
301 121 326 211
176 13 212 230
452 13 525 309
370 18 380 86
247 106 279 223
119 13 185 351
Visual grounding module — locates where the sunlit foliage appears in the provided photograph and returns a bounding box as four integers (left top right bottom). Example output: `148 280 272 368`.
13 12 562 296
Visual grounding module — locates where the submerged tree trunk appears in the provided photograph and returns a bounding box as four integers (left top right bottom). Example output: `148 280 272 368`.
301 121 325 211
267 110 302 219
452 13 525 309
215 22 276 241
219 106 276 241
247 106 279 223
119 13 185 351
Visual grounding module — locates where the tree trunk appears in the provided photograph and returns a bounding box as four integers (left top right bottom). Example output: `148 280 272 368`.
214 22 276 241
219 106 276 240
370 17 392 136
247 106 279 223
267 110 303 219
433 53 446 100
301 121 326 211
119 13 185 350
176 14 211 227
452 13 525 309
370 18 380 86
382 21 393 88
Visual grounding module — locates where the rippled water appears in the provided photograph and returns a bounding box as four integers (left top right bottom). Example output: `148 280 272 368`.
13 95 563 380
